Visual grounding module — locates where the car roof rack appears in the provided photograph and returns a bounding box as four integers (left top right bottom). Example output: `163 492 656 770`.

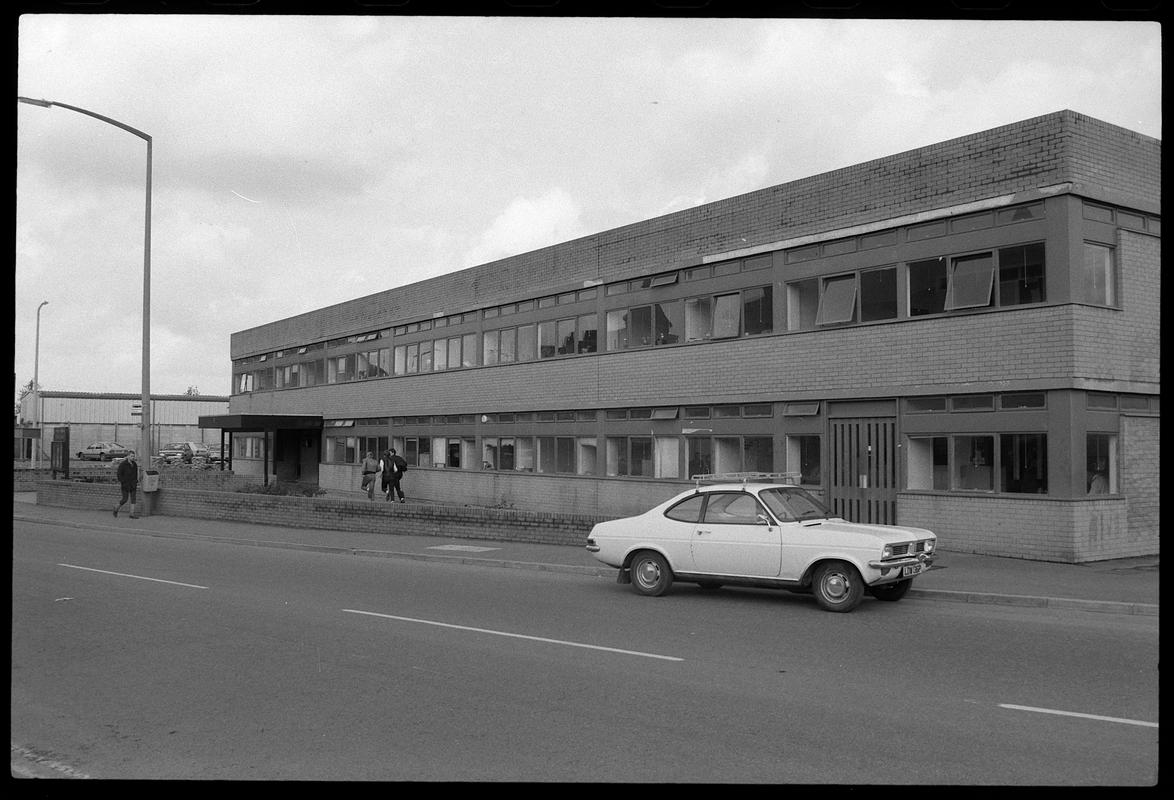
691 472 801 489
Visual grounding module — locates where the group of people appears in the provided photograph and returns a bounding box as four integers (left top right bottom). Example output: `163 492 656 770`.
361 448 408 503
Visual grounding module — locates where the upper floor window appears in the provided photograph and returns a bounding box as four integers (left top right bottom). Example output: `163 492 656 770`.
910 243 1045 316
1081 242 1116 306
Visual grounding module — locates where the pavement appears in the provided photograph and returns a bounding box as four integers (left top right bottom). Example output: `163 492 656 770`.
12 492 1158 616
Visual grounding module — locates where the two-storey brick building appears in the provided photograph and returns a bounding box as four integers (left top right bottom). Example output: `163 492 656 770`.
210 110 1160 562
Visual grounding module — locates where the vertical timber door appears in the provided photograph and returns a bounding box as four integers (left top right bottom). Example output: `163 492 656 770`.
829 417 897 524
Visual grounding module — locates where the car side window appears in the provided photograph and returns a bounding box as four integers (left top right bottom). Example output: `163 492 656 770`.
664 494 705 523
702 492 764 525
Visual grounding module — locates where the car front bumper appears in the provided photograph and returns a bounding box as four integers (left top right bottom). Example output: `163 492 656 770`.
867 553 934 582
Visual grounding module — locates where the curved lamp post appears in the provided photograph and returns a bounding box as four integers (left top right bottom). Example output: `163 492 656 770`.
33 299 48 466
18 97 152 469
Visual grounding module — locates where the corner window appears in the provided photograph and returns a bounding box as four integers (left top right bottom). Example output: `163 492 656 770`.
1082 243 1116 306
1086 433 1116 494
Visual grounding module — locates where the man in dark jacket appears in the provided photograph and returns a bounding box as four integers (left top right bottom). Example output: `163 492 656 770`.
114 452 140 519
380 448 408 503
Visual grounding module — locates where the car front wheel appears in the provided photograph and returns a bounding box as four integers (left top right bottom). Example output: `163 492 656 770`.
630 551 672 597
869 579 912 602
812 561 865 612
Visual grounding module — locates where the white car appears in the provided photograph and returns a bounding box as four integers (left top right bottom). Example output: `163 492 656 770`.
586 474 937 612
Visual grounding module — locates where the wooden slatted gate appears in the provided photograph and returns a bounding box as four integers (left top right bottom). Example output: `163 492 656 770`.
829 417 897 525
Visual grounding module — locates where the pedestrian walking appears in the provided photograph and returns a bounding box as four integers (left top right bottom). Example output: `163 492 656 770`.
360 451 379 500
113 452 140 519
380 448 408 503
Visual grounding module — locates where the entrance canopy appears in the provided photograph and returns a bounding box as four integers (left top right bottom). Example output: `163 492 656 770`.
198 413 322 484
198 413 322 432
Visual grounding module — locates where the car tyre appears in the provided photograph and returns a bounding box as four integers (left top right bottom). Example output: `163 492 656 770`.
812 561 865 612
869 579 912 602
630 551 672 597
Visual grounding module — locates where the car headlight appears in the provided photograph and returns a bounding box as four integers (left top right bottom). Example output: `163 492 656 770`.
923 539 935 553
881 544 893 559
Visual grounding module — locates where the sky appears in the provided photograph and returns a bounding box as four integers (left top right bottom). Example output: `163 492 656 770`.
14 14 1162 404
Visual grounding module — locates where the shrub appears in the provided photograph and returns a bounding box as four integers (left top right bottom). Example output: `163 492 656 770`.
236 482 327 497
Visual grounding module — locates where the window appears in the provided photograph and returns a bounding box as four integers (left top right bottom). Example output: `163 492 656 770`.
911 435 1045 493
325 436 359 464
909 258 948 316
952 395 994 412
516 325 535 362
1086 433 1116 494
665 494 705 523
816 274 857 325
576 437 597 475
906 397 946 413
702 492 765 525
577 314 598 353
687 437 713 477
1000 434 1047 494
712 294 741 338
556 318 576 355
860 267 897 322
432 339 448 371
1082 243 1116 306
998 243 1045 305
787 435 821 485
955 436 994 490
684 296 713 341
945 253 995 310
653 301 682 345
483 330 500 366
743 436 774 473
742 286 773 335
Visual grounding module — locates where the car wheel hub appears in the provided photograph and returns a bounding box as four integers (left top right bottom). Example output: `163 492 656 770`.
823 572 849 600
636 560 660 587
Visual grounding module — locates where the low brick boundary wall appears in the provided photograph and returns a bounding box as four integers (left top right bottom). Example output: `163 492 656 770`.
33 480 606 548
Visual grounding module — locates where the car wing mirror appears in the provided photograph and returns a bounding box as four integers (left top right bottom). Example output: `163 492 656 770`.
756 513 773 526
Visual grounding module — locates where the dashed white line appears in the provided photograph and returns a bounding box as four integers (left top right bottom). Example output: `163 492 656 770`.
58 563 208 590
1000 703 1158 728
343 609 683 662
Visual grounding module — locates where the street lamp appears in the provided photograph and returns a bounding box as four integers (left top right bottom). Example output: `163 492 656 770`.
32 299 48 467
18 96 152 471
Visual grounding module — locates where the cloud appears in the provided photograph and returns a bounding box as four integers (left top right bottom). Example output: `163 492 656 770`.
461 189 585 268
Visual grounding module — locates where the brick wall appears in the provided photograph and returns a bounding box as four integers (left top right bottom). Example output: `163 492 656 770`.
898 491 1152 563
34 481 607 548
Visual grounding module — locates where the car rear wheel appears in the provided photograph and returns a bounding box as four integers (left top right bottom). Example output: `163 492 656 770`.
630 551 672 597
812 561 864 612
869 579 912 602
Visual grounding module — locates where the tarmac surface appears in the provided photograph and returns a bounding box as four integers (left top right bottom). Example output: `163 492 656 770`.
13 492 1158 616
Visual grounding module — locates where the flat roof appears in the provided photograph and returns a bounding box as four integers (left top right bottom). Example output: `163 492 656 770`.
198 414 322 431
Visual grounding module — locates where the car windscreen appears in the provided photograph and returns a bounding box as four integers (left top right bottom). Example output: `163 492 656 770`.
759 487 833 521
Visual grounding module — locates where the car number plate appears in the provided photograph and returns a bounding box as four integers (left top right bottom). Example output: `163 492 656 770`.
901 564 924 577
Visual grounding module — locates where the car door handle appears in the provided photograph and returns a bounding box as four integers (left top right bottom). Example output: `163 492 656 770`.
696 529 712 535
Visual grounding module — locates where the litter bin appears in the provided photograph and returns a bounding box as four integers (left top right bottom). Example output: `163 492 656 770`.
141 469 160 516
142 469 160 493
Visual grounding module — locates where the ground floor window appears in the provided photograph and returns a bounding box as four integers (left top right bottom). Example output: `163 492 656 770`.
1086 433 1116 494
907 433 1048 494
786 435 821 485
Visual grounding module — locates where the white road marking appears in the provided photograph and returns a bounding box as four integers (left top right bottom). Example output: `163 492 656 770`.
999 703 1158 728
58 563 208 590
343 609 684 662
427 544 501 553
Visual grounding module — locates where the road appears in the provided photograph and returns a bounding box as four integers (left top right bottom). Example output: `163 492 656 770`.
12 519 1159 783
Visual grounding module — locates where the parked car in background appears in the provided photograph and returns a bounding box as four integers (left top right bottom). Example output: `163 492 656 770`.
158 442 209 464
586 473 937 612
76 442 130 461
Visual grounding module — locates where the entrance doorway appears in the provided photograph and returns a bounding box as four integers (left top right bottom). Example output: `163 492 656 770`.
828 417 897 524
